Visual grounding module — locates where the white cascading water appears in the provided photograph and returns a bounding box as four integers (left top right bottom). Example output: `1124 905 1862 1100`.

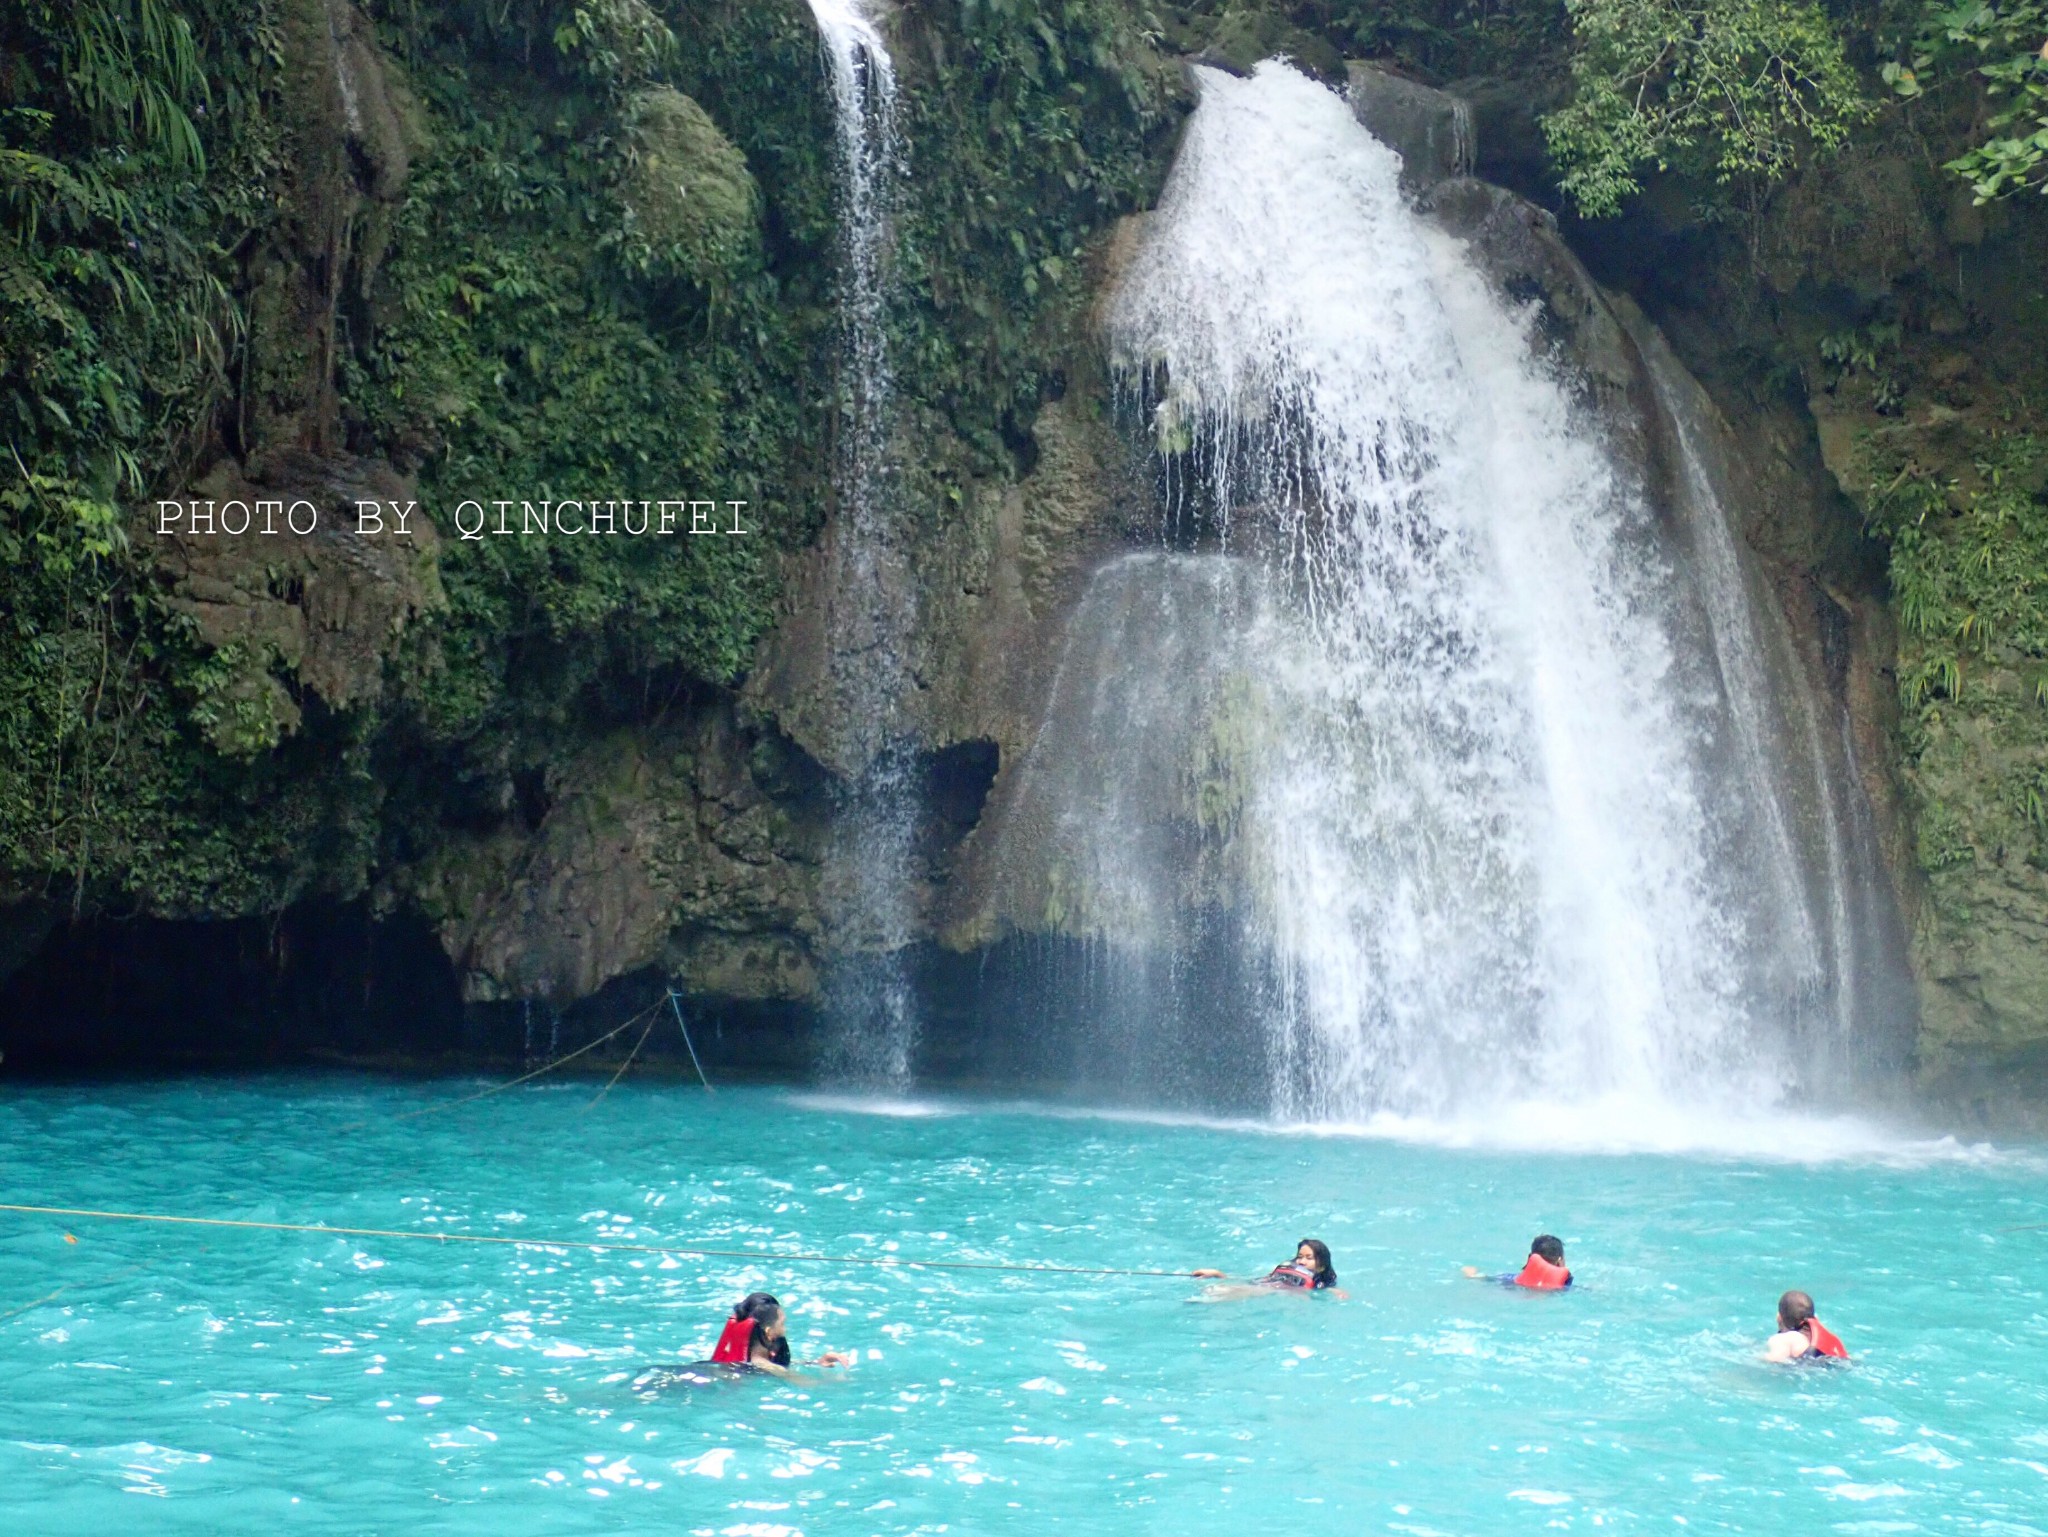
809 0 897 499
1630 322 1858 1039
806 0 920 1087
1107 63 1839 1124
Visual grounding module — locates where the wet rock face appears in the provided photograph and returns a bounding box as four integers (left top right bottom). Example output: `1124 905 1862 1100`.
1716 128 2048 1074
407 367 1141 1014
748 399 1124 780
1425 173 1919 1074
1346 63 1473 195
1421 177 1643 416
402 705 830 1006
252 0 416 460
744 383 1147 935
1186 5 1343 85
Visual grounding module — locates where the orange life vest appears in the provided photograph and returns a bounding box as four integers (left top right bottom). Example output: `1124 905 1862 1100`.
1803 1319 1849 1360
1512 1254 1572 1289
710 1316 756 1364
1266 1262 1320 1290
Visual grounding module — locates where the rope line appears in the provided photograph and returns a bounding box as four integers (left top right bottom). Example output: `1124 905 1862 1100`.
0 1259 156 1322
585 1009 660 1111
0 1203 1198 1278
669 990 713 1092
371 997 669 1126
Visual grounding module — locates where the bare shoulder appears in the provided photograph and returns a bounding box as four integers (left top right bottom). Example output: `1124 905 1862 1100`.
1763 1330 1810 1362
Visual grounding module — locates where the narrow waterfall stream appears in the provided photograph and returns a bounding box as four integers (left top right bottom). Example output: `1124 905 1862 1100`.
805 0 921 1088
1082 62 1884 1125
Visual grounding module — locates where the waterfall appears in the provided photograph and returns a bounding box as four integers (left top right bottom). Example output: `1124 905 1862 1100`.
809 0 897 504
1096 62 1876 1123
805 0 920 1088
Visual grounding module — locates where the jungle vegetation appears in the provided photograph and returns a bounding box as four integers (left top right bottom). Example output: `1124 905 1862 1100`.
1 0 2043 925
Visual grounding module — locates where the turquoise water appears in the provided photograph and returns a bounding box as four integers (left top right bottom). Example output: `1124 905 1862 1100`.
3 1079 2047 1534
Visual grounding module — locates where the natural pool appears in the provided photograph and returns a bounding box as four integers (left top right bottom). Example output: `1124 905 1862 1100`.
2 1079 2046 1534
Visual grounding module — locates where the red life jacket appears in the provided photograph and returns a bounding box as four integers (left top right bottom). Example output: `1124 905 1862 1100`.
710 1316 756 1364
1512 1254 1572 1289
1266 1262 1319 1290
1803 1319 1849 1360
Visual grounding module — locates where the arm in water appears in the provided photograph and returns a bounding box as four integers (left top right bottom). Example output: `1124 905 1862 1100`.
1464 1234 1573 1289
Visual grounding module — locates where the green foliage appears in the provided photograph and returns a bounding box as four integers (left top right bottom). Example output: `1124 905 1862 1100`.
1870 435 2048 711
1819 320 1905 412
347 5 823 752
552 0 677 86
1885 1 2048 201
49 0 208 173
0 0 832 914
1543 0 1871 217
890 0 1178 472
1862 435 2048 892
0 0 293 906
0 0 1287 927
615 85 762 285
1291 0 1572 81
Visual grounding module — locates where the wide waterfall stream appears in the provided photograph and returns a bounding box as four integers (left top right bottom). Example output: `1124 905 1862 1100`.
971 62 1906 1125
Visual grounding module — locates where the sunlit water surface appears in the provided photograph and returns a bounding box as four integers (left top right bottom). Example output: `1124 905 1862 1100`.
3 1079 2046 1534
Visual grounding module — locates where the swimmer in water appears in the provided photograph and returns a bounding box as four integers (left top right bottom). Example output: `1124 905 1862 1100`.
722 1292 855 1376
634 1292 851 1392
1463 1233 1572 1289
1192 1238 1347 1298
1764 1289 1849 1363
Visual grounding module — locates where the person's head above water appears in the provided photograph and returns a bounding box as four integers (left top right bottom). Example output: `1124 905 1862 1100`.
1295 1238 1336 1286
1777 1289 1817 1332
1768 1288 1849 1360
1502 1234 1572 1288
722 1292 792 1366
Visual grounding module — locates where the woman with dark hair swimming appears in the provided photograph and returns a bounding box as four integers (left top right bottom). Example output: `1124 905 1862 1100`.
709 1291 795 1369
633 1292 852 1392
1192 1238 1347 1298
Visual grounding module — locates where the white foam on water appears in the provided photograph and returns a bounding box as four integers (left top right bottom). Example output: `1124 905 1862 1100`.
1296 1097 2020 1168
785 1087 2027 1168
784 1091 961 1120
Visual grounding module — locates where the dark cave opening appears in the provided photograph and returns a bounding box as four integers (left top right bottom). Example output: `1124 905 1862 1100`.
0 903 468 1073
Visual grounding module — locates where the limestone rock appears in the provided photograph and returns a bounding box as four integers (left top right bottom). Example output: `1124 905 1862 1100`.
408 706 826 1005
1422 178 1642 415
1347 63 1474 195
151 451 442 751
145 0 439 761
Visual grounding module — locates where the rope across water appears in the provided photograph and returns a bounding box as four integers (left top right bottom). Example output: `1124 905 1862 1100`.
0 1203 1197 1279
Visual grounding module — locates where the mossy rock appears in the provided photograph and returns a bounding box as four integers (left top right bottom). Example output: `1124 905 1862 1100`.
1197 3 1344 85
618 86 760 286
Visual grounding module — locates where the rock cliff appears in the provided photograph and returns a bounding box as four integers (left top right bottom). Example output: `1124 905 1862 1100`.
4 1 2045 1106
